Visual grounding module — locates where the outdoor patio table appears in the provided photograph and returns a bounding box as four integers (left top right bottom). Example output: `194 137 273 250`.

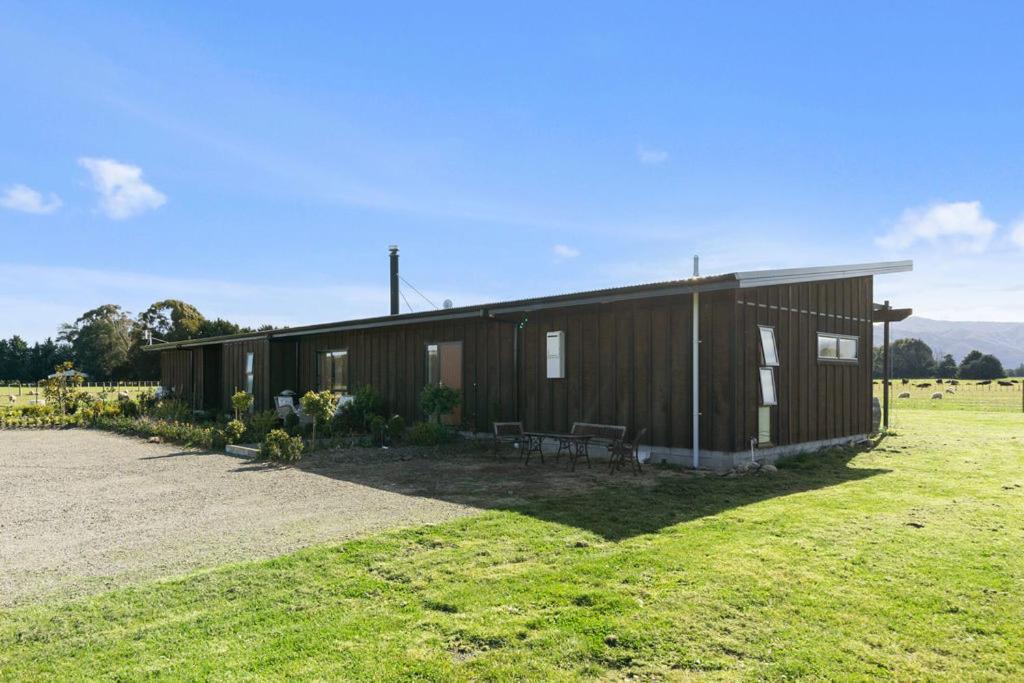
522 432 548 465
533 433 592 470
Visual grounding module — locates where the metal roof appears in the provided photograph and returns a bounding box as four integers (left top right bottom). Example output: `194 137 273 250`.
144 259 912 351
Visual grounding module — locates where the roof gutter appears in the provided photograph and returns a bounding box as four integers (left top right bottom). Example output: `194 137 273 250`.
271 308 487 338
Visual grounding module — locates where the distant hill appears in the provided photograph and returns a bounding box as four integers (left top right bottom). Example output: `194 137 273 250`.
873 316 1024 368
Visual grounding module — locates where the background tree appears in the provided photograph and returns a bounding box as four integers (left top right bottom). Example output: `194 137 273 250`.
871 346 885 379
0 336 30 380
4 300 261 382
137 300 205 342
888 338 936 379
958 350 1006 380
58 305 135 380
934 353 958 379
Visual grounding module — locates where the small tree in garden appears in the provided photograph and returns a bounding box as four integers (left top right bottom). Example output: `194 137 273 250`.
41 361 86 415
300 389 336 450
231 390 254 421
420 383 461 425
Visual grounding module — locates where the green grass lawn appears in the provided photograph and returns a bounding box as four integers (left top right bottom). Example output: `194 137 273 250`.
2 410 1023 680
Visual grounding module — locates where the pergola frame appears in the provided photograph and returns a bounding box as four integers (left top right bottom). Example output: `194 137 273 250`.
874 301 913 429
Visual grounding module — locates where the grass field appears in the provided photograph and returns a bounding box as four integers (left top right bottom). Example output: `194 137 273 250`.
2 409 1023 679
0 384 153 407
874 378 1023 413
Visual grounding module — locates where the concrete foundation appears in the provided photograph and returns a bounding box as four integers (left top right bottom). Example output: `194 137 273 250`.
472 432 869 473
643 434 869 472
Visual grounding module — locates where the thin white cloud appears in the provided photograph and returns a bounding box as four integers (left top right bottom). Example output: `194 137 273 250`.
0 184 62 214
552 244 581 260
636 145 669 165
876 201 996 253
1011 219 1024 249
78 158 167 219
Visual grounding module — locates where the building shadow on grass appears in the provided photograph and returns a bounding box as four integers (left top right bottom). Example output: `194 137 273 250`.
241 442 889 542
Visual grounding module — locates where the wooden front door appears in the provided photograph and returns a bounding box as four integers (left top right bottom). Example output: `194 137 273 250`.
436 341 463 425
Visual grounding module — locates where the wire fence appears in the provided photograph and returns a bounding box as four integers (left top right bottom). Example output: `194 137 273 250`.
874 379 1024 415
0 381 159 406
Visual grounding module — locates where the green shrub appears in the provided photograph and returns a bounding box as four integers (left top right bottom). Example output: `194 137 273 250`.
77 401 122 424
336 385 385 433
251 410 279 439
261 428 304 462
420 384 461 424
224 419 247 444
119 396 142 418
407 421 453 446
16 404 53 418
87 416 218 449
153 399 191 422
387 414 406 441
300 390 336 449
369 414 388 444
231 391 254 420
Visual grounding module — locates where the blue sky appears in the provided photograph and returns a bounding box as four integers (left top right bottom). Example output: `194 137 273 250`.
3 1 1024 342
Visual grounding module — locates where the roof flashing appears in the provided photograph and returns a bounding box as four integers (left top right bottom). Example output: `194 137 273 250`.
143 259 912 351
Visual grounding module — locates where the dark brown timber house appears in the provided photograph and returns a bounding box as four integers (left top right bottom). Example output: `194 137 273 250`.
149 251 912 470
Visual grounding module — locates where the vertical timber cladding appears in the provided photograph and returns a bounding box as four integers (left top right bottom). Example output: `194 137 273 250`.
221 339 272 411
294 317 517 431
734 276 874 447
160 350 194 405
514 292 733 451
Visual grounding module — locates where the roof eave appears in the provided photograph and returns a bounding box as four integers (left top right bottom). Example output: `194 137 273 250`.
734 260 913 288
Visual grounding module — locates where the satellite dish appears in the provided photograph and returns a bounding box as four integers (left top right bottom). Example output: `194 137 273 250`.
443 299 453 309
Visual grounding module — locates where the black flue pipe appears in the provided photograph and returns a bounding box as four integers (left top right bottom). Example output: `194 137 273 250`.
389 246 399 315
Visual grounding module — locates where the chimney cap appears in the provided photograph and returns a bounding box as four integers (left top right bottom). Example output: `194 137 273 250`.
388 245 399 253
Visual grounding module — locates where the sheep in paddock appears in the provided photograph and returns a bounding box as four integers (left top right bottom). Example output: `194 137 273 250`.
931 392 943 400
898 392 911 399
997 380 1014 387
901 378 909 385
945 387 956 395
949 379 959 385
978 380 992 386
936 378 944 384
915 383 932 388
6 394 15 404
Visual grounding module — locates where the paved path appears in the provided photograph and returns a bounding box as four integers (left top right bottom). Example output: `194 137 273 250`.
0 430 478 606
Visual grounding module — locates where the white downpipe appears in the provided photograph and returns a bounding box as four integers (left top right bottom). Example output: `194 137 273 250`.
692 290 700 469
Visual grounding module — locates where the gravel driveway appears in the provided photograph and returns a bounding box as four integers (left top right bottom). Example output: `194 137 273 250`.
0 430 482 606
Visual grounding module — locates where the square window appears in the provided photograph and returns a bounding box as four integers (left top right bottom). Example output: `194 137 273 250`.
318 350 348 392
759 367 777 406
758 326 779 366
839 337 858 361
817 334 839 359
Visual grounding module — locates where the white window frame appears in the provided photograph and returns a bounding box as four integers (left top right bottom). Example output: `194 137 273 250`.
759 367 777 406
244 352 255 396
318 349 349 393
426 344 440 385
757 405 772 446
817 332 859 363
758 325 779 366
